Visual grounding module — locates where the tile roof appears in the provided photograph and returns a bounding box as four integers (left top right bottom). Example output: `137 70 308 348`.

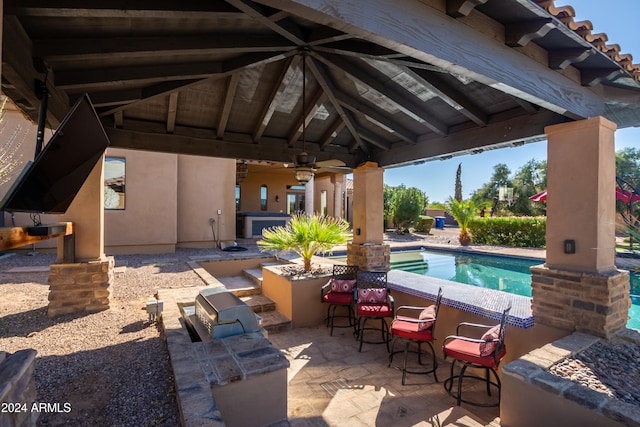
532 0 640 82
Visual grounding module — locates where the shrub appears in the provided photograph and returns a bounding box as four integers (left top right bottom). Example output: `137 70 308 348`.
469 216 546 248
414 216 435 233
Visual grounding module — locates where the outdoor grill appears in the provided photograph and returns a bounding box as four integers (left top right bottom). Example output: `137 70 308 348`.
194 287 261 339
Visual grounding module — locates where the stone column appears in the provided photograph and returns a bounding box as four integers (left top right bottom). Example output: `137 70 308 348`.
49 154 113 316
531 117 630 338
347 162 389 271
304 175 314 215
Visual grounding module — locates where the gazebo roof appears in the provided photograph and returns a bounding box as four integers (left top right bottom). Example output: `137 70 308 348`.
3 0 640 169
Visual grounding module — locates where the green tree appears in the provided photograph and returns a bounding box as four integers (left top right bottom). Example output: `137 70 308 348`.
510 159 546 216
391 185 428 232
454 163 462 201
616 147 640 190
383 184 396 229
257 214 351 272
471 163 511 211
446 198 478 245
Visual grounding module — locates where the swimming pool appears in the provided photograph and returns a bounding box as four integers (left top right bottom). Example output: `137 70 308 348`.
333 248 640 329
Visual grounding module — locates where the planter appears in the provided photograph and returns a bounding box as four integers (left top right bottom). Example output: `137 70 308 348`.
262 266 332 328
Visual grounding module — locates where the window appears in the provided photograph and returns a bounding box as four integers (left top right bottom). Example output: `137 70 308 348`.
320 190 327 216
236 185 241 211
104 157 125 209
260 185 268 211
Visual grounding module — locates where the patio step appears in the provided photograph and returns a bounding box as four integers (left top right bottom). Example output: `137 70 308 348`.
215 275 261 297
242 268 264 287
259 310 292 334
240 294 276 314
216 274 292 334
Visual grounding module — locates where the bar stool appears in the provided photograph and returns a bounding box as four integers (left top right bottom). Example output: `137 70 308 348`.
320 265 358 335
442 303 511 407
355 270 393 352
389 287 442 385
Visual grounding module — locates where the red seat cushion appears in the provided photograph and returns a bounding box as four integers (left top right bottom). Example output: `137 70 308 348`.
357 302 392 317
323 291 352 305
391 317 434 341
443 338 506 368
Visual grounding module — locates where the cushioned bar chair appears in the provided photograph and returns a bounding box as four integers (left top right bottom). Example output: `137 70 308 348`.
320 264 358 336
389 287 443 385
442 303 511 407
355 270 393 352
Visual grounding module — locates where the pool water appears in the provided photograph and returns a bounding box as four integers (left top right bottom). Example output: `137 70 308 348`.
340 249 640 330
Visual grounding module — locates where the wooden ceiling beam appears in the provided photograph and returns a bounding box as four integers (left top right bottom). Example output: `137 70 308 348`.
255 0 604 120
33 35 296 62
223 0 307 46
287 89 327 147
308 27 353 46
315 52 449 135
217 74 239 138
319 119 345 148
375 109 567 167
313 40 401 59
104 122 358 166
548 48 595 70
166 92 179 133
306 55 368 154
356 126 392 151
253 56 298 142
55 51 288 90
404 66 487 126
4 0 240 18
334 91 417 144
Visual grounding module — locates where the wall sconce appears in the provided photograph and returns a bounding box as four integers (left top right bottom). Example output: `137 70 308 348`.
275 195 280 203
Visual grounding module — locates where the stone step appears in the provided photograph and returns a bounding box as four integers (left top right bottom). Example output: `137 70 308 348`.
240 294 276 314
242 268 264 287
215 275 261 297
259 310 292 335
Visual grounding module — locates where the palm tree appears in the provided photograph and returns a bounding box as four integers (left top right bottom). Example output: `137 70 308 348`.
446 198 478 246
258 214 351 272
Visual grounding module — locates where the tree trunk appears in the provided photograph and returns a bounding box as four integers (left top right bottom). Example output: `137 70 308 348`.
303 258 312 272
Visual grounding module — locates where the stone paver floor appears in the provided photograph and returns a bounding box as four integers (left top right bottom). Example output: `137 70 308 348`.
269 324 500 426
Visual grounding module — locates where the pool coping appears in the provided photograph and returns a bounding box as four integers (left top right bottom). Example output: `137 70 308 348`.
387 269 535 329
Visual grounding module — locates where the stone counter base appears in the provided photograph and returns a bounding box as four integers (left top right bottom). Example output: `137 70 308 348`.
347 243 390 271
531 265 630 338
47 257 114 317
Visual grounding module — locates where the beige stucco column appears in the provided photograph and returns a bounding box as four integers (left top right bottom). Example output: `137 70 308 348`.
49 154 113 316
531 117 630 338
332 175 344 219
305 175 314 214
347 162 389 271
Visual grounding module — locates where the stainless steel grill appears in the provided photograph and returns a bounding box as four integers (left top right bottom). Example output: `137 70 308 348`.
194 287 261 339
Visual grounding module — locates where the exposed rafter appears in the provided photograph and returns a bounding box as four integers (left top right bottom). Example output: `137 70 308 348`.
287 89 327 147
217 74 240 138
166 92 179 133
505 19 555 48
445 0 488 18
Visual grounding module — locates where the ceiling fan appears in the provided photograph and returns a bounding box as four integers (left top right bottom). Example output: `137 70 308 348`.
290 50 351 184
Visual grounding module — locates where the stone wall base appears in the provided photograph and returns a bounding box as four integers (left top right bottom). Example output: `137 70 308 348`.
0 349 38 427
47 257 114 317
531 265 630 339
346 243 390 271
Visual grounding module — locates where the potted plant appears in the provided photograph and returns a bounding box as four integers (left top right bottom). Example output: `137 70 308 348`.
257 214 351 327
446 198 478 246
258 214 351 272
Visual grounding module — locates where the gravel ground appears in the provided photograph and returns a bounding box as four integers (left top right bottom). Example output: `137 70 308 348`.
0 249 217 427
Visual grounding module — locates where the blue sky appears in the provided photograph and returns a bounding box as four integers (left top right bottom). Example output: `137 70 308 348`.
384 0 640 203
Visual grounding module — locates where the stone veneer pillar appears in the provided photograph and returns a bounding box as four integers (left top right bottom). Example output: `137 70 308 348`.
347 162 390 271
50 154 113 316
532 117 630 338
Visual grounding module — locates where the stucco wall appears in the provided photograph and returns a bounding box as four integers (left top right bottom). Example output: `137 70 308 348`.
238 168 297 213
177 155 235 248
104 148 178 254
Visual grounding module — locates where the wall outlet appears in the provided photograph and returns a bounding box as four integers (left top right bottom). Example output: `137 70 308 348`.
217 209 222 215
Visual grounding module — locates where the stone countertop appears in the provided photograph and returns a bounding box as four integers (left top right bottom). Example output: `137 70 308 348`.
193 332 290 387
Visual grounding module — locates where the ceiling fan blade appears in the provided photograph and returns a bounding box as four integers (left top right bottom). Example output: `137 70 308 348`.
317 166 352 174
314 159 346 168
